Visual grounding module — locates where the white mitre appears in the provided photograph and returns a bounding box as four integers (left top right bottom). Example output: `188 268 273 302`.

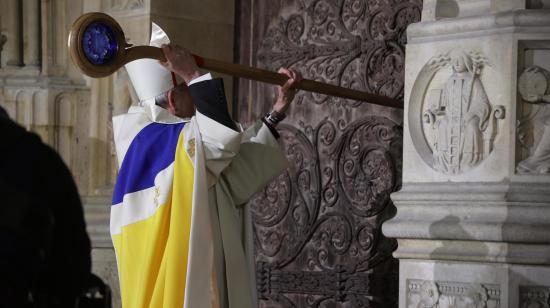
125 23 184 124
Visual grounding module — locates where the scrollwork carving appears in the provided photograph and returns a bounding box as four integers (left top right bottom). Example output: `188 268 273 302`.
356 223 375 252
257 0 421 104
251 171 292 227
250 116 402 306
245 1 418 307
338 121 397 217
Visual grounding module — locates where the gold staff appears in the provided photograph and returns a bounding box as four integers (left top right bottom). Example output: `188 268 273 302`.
68 12 402 109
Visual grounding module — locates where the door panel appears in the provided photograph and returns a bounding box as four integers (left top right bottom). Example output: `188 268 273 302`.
237 1 421 307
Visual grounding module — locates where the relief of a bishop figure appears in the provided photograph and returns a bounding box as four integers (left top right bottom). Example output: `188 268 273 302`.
430 51 492 174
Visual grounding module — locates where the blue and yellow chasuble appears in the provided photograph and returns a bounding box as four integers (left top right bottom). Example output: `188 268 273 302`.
111 122 195 308
110 101 289 308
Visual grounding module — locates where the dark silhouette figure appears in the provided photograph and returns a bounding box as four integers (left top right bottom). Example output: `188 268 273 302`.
0 106 91 307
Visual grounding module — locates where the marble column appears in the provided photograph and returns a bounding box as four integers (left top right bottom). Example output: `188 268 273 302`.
382 1 550 307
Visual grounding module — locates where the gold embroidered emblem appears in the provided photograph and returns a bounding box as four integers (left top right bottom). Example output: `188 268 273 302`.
187 138 196 158
154 186 160 206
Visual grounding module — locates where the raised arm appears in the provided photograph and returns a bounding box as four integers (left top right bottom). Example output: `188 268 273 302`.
160 44 302 192
160 44 237 130
220 68 303 204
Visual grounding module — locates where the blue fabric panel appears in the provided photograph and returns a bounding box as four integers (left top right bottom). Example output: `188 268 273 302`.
112 122 185 205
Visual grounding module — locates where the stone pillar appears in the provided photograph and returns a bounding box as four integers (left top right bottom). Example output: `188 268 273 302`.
382 1 550 307
23 0 40 66
84 197 121 308
0 16 8 68
5 0 22 66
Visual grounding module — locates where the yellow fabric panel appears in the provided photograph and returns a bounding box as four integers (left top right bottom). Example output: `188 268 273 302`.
162 133 195 308
112 201 171 308
112 131 194 308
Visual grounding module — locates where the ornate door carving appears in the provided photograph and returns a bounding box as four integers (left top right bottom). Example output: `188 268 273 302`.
237 1 421 306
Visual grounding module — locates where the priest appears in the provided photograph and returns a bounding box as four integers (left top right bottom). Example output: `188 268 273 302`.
111 23 301 308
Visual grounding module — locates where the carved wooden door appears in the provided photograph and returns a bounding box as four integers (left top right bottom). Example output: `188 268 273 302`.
236 1 421 307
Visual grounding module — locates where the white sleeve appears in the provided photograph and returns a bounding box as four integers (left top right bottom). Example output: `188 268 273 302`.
220 121 289 205
196 110 242 186
188 73 213 86
197 112 288 201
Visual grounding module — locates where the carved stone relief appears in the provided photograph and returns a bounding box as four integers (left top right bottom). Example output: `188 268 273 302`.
409 50 505 174
519 286 550 308
406 279 501 308
517 65 550 173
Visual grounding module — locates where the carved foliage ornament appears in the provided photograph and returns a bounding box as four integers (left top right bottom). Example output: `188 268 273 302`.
251 117 402 306
410 50 505 174
248 0 419 306
257 0 422 104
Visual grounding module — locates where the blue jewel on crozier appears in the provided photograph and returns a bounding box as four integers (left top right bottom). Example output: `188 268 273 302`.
82 22 119 65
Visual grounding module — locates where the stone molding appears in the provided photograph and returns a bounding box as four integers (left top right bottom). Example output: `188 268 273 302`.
406 279 500 308
407 10 550 43
391 181 550 203
383 182 550 264
391 239 550 264
83 197 112 249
